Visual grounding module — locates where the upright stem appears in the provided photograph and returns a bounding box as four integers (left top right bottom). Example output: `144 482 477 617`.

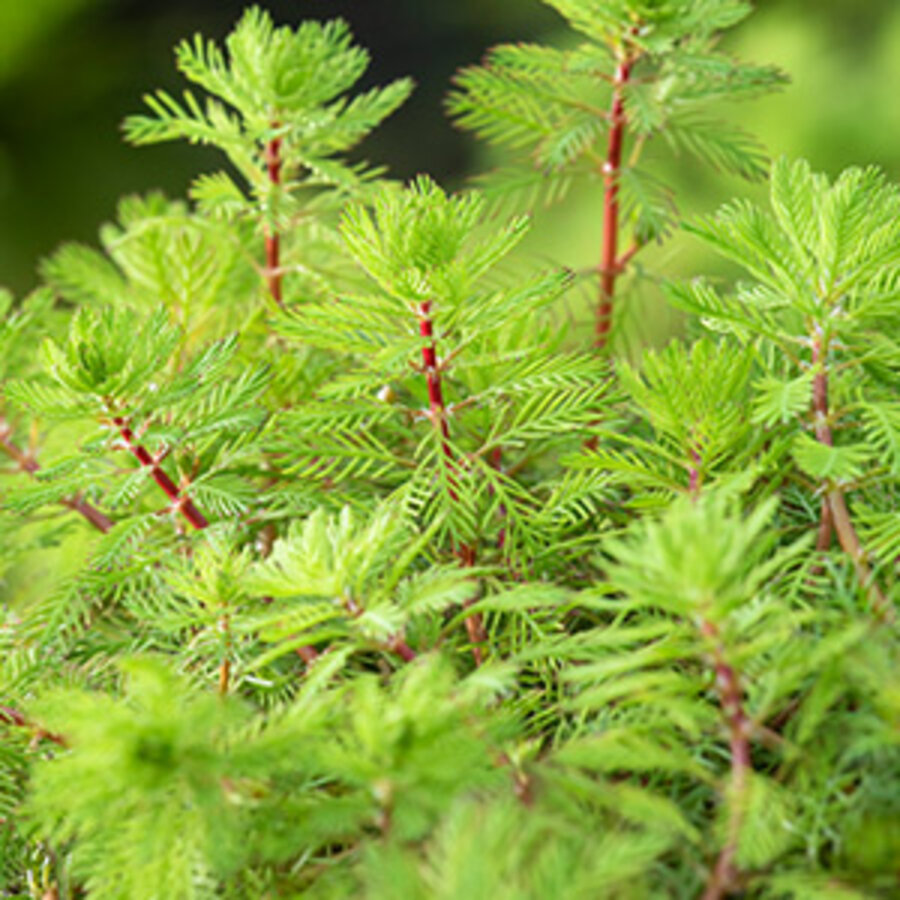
218 655 231 696
489 446 508 552
688 444 703 500
815 498 833 551
264 131 284 307
689 463 751 897
457 541 487 666
595 54 633 349
417 301 486 664
809 334 891 620
700 619 751 900
0 418 113 534
811 335 834 550
419 302 453 461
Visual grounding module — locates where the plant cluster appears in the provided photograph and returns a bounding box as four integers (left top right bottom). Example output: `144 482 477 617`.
1 3 897 899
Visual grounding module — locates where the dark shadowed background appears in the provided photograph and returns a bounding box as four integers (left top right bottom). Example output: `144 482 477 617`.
2 0 900 296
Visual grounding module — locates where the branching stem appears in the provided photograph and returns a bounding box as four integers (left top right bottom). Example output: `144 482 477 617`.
112 417 209 531
112 416 236 689
0 705 67 748
0 418 112 534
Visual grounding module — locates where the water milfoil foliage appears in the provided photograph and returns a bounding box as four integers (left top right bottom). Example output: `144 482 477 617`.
448 0 787 347
125 7 413 306
1 4 898 899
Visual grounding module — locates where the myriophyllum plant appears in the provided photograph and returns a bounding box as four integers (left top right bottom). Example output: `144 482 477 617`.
670 157 900 620
0 4 898 900
275 176 605 655
124 7 413 306
449 0 787 347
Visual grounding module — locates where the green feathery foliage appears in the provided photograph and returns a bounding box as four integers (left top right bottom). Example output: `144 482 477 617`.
124 7 413 304
448 0 787 348
669 157 900 594
0 5 897 900
449 0 786 215
273 176 606 558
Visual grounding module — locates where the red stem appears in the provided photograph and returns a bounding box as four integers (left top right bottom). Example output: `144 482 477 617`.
0 418 112 534
688 444 703 500
489 446 508 552
417 301 486 663
218 655 231 695
700 619 751 900
264 132 283 306
344 595 418 662
811 335 835 552
419 302 454 464
111 418 235 686
595 56 633 349
60 496 114 534
295 645 320 665
811 338 832 447
387 636 418 663
689 466 751 897
457 541 487 665
112 413 232 688
809 335 891 620
0 705 67 747
112 417 209 531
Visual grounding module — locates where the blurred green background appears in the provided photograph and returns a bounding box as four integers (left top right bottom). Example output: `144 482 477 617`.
2 0 900 302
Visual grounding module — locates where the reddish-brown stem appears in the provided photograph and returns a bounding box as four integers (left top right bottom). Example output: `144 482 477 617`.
295 645 320 665
417 301 486 663
815 498 833 551
0 705 67 747
700 619 751 900
0 421 38 474
614 240 642 274
0 418 113 534
595 55 633 349
489 446 508 552
60 496 114 534
218 655 231 695
809 336 891 620
112 417 209 531
418 302 453 462
387 635 418 663
112 417 235 687
828 490 892 622
689 468 751 896
457 541 487 665
264 132 284 307
688 444 703 500
811 336 835 550
0 706 28 728
344 595 418 662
